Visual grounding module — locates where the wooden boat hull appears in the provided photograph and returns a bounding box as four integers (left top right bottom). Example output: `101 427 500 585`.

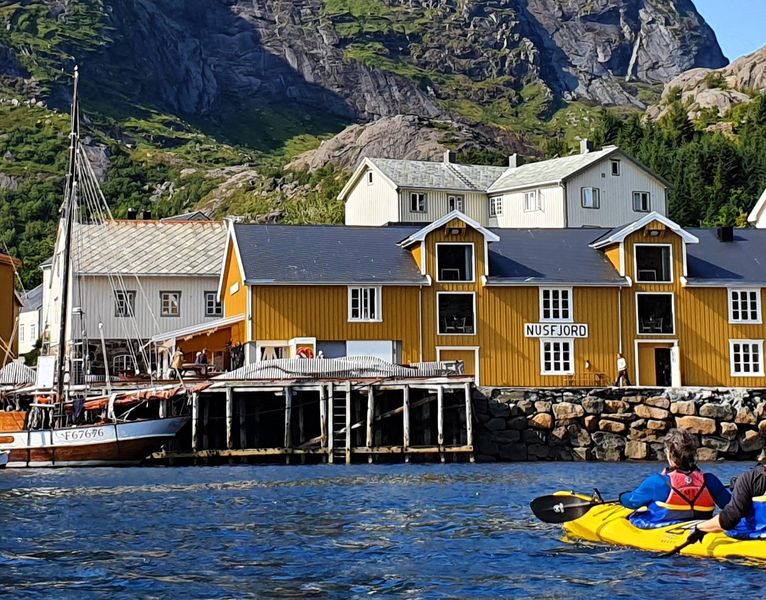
0 416 188 467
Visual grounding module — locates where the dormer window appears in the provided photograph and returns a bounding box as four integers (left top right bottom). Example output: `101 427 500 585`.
437 243 474 282
635 245 672 283
410 192 427 213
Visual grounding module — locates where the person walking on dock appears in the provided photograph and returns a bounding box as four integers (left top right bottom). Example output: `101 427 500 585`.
614 353 631 387
170 347 184 379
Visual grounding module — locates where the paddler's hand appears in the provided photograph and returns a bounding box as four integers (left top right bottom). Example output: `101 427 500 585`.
686 526 706 545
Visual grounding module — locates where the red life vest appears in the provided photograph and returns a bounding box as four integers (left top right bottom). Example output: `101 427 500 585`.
657 467 715 515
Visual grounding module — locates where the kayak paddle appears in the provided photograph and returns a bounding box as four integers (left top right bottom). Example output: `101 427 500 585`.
660 527 706 557
530 493 615 524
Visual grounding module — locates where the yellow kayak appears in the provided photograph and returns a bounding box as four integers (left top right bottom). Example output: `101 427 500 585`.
560 492 766 561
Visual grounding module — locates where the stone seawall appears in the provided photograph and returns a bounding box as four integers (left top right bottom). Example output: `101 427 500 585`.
473 388 766 462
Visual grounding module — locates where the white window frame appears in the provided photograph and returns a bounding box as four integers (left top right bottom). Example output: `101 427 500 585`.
540 287 573 323
436 291 477 336
729 340 764 377
19 324 25 343
611 159 621 176
633 191 651 212
113 354 136 373
448 195 464 212
728 289 762 324
540 339 575 375
634 243 674 283
436 242 475 283
348 286 382 322
581 186 600 209
410 192 427 213
367 171 373 185
635 292 675 335
489 196 503 217
30 324 36 341
114 290 136 318
524 190 540 212
205 291 223 318
160 291 181 318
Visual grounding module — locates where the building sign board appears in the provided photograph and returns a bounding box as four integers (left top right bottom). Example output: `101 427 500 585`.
524 323 589 338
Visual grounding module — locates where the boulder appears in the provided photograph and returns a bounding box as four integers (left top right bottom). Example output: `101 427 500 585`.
670 400 696 416
493 430 521 444
625 441 648 460
489 401 511 418
605 400 629 413
551 425 568 441
598 419 627 434
527 444 550 459
759 420 766 435
534 400 552 414
720 422 738 440
594 447 624 461
699 403 734 420
592 431 627 451
675 415 716 435
630 418 647 429
486 417 507 431
644 396 670 409
696 447 718 462
507 416 528 430
568 424 592 447
572 447 592 461
647 419 669 431
553 402 584 420
497 442 527 461
735 407 757 425
701 436 738 453
517 399 535 415
635 404 670 420
740 429 765 452
529 413 553 430
523 429 547 444
623 395 645 404
584 415 599 432
582 396 605 414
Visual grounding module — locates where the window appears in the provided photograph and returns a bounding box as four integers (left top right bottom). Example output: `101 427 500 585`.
367 171 373 185
637 293 674 334
448 195 464 212
205 292 223 317
635 245 672 283
30 324 36 341
19 325 25 343
541 339 574 375
581 187 600 209
348 287 382 322
730 341 764 377
611 159 621 176
489 196 503 217
541 288 572 322
633 191 651 212
161 291 181 317
437 244 474 282
113 354 136 374
729 289 762 323
410 193 427 213
114 291 136 317
438 293 476 335
524 190 540 212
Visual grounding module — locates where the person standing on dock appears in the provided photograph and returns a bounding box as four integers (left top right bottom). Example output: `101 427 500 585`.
614 353 631 387
619 428 730 529
170 347 184 379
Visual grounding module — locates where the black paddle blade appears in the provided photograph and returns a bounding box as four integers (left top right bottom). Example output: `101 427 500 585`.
530 494 598 524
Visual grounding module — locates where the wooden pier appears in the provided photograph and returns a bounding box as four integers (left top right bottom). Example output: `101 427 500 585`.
152 377 475 464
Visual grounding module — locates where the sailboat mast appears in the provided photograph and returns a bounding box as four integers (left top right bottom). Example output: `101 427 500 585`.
55 66 80 412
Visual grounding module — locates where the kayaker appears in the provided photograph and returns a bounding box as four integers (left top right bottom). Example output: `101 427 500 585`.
619 428 731 528
689 449 766 542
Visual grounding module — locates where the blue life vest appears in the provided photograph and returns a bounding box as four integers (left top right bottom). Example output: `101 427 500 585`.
630 468 715 529
726 494 766 540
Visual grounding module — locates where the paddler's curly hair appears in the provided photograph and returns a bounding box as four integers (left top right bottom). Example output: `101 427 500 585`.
664 428 699 471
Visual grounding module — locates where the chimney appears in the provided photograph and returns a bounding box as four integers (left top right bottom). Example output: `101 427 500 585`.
716 226 734 242
509 153 523 168
142 210 152 220
443 150 456 164
580 138 594 154
127 208 137 220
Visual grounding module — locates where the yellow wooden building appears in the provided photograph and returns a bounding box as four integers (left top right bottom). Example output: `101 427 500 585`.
0 250 22 365
216 211 766 388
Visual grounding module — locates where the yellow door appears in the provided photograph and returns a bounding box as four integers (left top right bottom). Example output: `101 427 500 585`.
638 344 674 386
439 349 476 376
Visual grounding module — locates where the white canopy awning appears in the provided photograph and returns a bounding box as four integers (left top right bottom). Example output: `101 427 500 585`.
150 314 245 346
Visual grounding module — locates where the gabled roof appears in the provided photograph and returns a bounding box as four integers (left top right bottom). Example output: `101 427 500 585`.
232 223 428 285
161 210 212 222
398 211 500 248
748 188 766 225
20 284 43 313
73 221 226 276
685 228 766 286
589 212 699 248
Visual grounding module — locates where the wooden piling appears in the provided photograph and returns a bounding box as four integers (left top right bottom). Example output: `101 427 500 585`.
225 386 234 450
437 386 444 463
202 396 209 451
191 392 199 452
319 385 327 454
284 386 292 464
345 384 352 465
366 386 374 464
403 385 410 463
328 383 334 464
464 382 474 463
238 396 247 450
298 394 305 465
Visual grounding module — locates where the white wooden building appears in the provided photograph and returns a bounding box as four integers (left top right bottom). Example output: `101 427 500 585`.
340 143 669 228
749 188 766 228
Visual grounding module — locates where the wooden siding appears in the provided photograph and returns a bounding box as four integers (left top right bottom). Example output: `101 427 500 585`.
605 245 621 274
344 166 399 226
398 189 489 224
566 154 667 227
494 185 565 228
0 260 19 362
221 243 247 343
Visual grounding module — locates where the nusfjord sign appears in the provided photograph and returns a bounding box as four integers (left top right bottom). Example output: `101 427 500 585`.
524 323 589 338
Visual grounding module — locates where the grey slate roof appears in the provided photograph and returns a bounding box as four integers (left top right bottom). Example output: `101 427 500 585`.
486 228 627 285
487 147 617 193
20 284 43 313
161 210 212 222
686 228 766 284
233 223 427 284
74 221 226 276
369 157 507 192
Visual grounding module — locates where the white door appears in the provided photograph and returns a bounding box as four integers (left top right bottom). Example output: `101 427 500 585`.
670 345 682 388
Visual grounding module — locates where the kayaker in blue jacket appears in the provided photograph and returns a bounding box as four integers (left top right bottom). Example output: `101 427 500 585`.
620 428 731 529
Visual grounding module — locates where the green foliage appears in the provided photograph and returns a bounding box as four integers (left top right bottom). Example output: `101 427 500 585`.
704 72 728 90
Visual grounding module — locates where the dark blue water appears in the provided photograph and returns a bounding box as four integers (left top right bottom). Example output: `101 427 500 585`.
0 463 762 598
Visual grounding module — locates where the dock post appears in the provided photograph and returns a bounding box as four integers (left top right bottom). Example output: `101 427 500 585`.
284 386 293 464
226 386 234 451
437 386 444 463
345 384 352 465
403 385 410 463
298 393 305 464
202 395 209 452
464 382 474 463
366 386 374 464
238 395 247 451
328 383 334 464
319 385 328 461
191 392 199 452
